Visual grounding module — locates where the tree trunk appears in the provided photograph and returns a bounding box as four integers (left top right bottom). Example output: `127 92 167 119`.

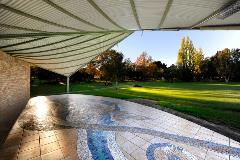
115 75 118 90
225 76 229 83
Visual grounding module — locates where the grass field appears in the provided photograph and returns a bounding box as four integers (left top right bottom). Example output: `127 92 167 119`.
31 81 240 131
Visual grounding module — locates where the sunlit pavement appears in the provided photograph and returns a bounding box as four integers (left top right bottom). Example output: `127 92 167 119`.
0 94 239 160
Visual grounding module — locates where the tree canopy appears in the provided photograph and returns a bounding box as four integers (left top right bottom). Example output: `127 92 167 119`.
31 37 240 83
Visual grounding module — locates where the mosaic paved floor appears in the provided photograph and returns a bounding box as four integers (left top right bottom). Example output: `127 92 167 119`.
0 94 239 160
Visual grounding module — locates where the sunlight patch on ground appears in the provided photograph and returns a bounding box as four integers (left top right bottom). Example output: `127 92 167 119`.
127 87 240 104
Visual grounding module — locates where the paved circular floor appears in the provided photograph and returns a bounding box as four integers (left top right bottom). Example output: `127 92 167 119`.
0 94 239 160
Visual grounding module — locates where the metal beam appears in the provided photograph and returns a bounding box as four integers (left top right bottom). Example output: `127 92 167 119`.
27 39 124 65
45 53 99 69
0 23 45 33
42 0 108 31
25 63 67 77
129 0 141 29
9 34 108 55
5 35 84 52
0 4 83 32
87 0 126 30
67 31 133 77
157 0 173 28
13 33 125 59
0 37 47 49
0 30 131 39
191 0 238 28
28 32 132 72
66 76 70 93
200 25 240 30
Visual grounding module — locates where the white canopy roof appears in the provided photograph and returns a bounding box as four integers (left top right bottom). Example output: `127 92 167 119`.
0 0 240 76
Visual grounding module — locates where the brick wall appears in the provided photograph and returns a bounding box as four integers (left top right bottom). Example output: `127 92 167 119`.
0 51 30 145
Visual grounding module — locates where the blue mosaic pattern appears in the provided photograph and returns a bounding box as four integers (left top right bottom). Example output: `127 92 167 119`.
18 95 240 159
81 100 240 159
86 106 125 160
87 130 114 160
146 143 196 160
77 124 240 158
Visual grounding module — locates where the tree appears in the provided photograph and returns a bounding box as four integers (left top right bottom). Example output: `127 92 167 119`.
31 66 65 84
230 48 240 81
135 51 153 66
192 48 204 80
71 68 93 82
85 62 97 81
165 64 179 82
123 58 135 80
213 48 232 82
200 57 218 81
135 51 154 80
147 62 158 79
176 37 196 81
95 49 124 83
177 37 195 69
176 36 205 81
153 61 167 79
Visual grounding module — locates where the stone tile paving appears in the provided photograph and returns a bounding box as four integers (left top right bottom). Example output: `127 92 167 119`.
0 94 239 160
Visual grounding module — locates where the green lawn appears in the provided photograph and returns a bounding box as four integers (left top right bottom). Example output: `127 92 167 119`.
31 81 240 131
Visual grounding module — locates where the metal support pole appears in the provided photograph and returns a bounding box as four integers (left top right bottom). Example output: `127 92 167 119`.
66 76 70 93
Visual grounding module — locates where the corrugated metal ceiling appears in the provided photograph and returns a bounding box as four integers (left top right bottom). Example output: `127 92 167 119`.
0 0 239 76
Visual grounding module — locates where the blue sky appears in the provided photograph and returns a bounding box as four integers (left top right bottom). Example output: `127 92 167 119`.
113 30 240 66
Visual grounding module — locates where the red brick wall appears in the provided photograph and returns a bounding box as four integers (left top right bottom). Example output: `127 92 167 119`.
0 51 30 144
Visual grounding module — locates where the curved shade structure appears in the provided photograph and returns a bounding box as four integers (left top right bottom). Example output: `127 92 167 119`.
0 0 240 76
